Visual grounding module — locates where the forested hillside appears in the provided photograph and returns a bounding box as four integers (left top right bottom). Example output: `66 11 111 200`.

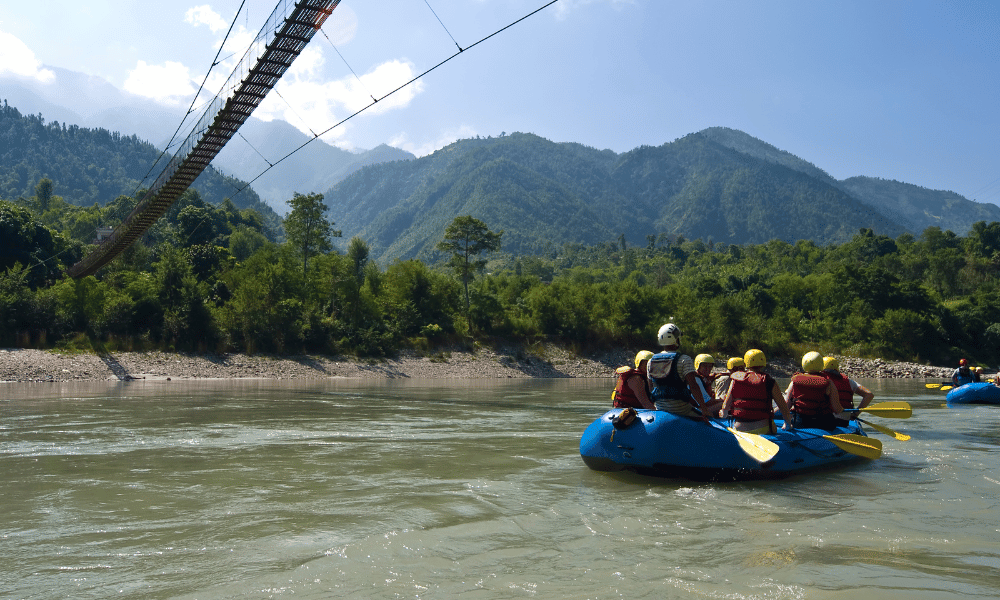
0 101 281 232
324 131 987 264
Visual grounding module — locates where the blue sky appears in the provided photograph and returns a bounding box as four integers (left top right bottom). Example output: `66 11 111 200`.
2 0 999 204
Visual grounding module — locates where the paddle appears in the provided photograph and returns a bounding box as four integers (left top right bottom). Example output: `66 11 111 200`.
821 433 882 459
846 401 912 419
857 417 910 441
710 420 779 463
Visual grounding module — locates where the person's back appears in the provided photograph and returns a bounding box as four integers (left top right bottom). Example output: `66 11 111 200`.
647 350 696 415
786 352 841 429
721 349 791 434
612 351 654 410
714 357 745 399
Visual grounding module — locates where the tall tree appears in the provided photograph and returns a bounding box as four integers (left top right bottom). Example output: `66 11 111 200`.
436 215 502 322
35 178 54 212
347 236 370 286
284 192 339 275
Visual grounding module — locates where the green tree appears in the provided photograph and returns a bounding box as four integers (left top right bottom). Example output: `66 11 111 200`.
284 192 340 275
436 215 502 322
35 178 54 212
347 236 370 286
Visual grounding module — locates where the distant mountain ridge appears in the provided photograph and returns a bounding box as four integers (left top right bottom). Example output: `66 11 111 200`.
324 130 999 263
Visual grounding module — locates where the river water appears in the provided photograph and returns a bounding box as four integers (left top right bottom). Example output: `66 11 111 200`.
2 377 998 599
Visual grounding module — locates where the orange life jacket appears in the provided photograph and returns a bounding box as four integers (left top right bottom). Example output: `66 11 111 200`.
612 366 647 408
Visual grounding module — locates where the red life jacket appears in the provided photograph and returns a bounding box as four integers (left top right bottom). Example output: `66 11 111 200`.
613 366 647 408
789 373 831 415
729 370 773 421
826 371 854 410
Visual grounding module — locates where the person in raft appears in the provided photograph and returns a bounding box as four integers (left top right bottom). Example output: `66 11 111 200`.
952 358 975 387
713 356 744 400
719 349 792 434
785 351 843 429
646 323 711 423
823 356 874 427
693 353 724 415
611 350 655 410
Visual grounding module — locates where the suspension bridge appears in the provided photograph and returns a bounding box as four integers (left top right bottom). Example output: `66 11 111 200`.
67 0 340 278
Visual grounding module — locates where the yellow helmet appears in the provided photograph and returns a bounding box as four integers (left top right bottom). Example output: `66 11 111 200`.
802 351 825 373
823 356 840 371
727 357 745 370
744 349 766 369
634 350 654 369
694 353 714 370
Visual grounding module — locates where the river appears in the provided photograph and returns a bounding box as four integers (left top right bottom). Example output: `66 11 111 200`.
2 378 998 599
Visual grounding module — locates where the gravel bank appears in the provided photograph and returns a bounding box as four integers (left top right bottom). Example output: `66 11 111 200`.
0 346 954 384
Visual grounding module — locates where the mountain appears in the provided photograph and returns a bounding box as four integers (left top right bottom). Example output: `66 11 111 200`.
697 127 1000 233
324 132 915 263
211 118 414 213
2 69 414 213
0 101 280 231
835 176 1000 234
2 68 185 148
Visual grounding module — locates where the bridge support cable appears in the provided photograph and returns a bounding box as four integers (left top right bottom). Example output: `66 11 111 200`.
68 0 339 278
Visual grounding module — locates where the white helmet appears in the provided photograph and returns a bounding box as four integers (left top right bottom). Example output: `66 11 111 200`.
657 323 681 346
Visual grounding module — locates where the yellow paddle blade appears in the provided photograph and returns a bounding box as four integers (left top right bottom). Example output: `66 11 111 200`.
823 433 883 459
860 401 912 419
925 383 941 389
859 418 910 441
726 426 780 463
940 386 953 392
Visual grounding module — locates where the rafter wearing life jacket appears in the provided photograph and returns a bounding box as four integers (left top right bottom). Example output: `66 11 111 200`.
728 370 775 422
825 371 855 411
788 373 832 416
612 366 647 409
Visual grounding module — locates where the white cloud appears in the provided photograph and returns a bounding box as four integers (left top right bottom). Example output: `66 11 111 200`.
0 30 55 83
123 60 197 105
253 50 425 146
185 5 228 33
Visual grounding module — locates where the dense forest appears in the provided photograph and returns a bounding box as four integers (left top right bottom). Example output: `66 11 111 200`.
325 130 1000 264
0 102 283 234
3 180 1000 368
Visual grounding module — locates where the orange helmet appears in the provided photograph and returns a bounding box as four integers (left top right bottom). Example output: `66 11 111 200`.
959 358 968 366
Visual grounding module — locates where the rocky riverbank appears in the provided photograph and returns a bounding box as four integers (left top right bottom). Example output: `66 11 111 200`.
0 345 955 384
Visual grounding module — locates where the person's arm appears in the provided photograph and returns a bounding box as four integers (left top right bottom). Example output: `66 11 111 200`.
685 372 710 422
851 379 874 410
720 385 733 418
628 376 655 410
772 383 793 429
827 382 842 415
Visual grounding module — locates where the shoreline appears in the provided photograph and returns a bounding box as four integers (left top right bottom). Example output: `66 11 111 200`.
0 346 955 384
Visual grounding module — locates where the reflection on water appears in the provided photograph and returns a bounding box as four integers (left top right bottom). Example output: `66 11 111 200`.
2 377 999 599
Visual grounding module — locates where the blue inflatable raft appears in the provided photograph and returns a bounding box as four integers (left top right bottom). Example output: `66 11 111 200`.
580 409 877 481
946 382 1000 405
